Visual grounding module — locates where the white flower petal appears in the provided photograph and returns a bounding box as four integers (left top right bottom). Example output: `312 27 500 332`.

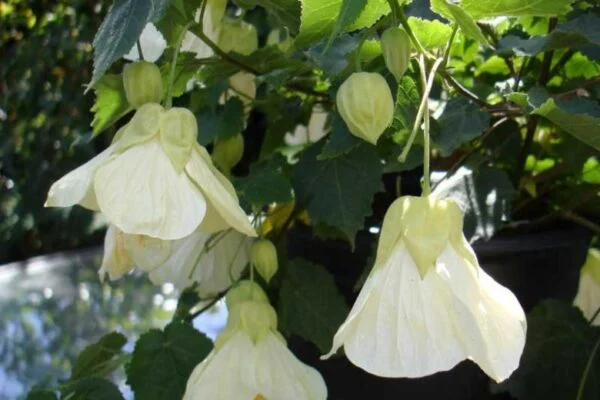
148 230 250 295
574 270 600 326
184 332 327 400
328 241 525 382
45 145 114 210
307 106 329 143
123 234 172 272
94 139 207 240
99 225 134 281
185 148 256 237
124 23 167 62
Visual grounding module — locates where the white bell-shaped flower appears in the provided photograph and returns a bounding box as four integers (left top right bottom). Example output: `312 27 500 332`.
45 103 256 240
100 225 250 296
124 23 167 62
180 0 227 59
184 281 327 400
323 196 527 383
574 248 600 326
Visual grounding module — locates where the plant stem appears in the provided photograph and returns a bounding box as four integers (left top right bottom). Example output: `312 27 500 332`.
422 80 431 196
395 3 425 54
589 305 600 326
441 25 458 69
186 294 224 322
136 39 145 61
165 23 191 109
442 72 489 107
563 211 600 236
576 335 600 400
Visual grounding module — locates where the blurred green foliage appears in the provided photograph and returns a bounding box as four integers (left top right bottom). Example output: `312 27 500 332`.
0 0 110 262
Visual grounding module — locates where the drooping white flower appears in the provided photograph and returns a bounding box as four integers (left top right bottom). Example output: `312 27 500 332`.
184 281 327 400
574 248 600 326
323 196 527 383
124 23 167 62
46 103 256 240
100 225 250 296
284 105 329 146
180 0 228 59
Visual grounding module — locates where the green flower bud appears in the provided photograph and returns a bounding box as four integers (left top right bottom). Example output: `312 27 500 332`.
122 61 163 108
212 133 244 172
250 239 278 283
336 72 394 145
267 29 293 52
226 280 269 308
218 18 258 56
381 27 412 82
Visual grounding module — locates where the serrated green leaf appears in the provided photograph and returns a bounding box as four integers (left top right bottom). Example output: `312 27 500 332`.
292 142 383 245
159 51 207 99
25 390 58 400
318 114 361 159
252 0 302 34
307 34 360 77
434 97 490 156
431 0 489 44
324 0 368 53
408 17 453 50
196 98 245 145
296 0 390 48
528 88 600 152
66 377 125 400
278 258 348 353
392 75 421 133
126 322 213 400
91 0 169 87
432 166 514 241
460 0 575 19
90 75 133 136
494 300 600 400
235 157 294 207
71 332 127 380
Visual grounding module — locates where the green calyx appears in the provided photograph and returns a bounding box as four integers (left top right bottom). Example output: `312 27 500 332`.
380 27 412 82
218 18 258 56
122 61 163 108
212 134 244 173
374 196 469 279
250 239 279 283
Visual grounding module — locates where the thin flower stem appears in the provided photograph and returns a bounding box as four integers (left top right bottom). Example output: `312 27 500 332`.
395 3 425 54
576 335 600 400
589 305 600 326
422 84 431 196
398 56 444 163
165 22 192 109
136 39 145 61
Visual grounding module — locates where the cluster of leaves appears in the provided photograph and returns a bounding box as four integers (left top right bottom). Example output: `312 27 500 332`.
16 0 600 398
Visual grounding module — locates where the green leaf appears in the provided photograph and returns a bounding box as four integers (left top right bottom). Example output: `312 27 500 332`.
318 114 361 159
159 51 206 99
196 98 245 145
296 0 390 48
66 377 125 400
432 166 514 241
460 0 575 19
172 287 201 321
324 0 368 53
235 157 294 208
25 390 58 400
431 0 489 44
307 34 360 77
278 258 348 353
408 17 453 50
252 0 302 34
529 88 600 152
71 332 127 380
91 0 169 87
434 97 490 156
497 14 600 56
391 75 421 134
126 322 213 400
495 300 600 400
292 142 383 245
90 75 133 136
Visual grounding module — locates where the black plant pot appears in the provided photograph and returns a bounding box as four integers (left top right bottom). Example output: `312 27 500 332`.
285 221 591 400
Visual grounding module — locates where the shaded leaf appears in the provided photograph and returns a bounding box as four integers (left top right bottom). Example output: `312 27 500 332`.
292 142 383 246
91 0 169 87
278 258 348 353
307 34 361 77
251 0 302 34
25 390 58 400
66 377 125 400
434 97 490 156
236 157 294 208
461 0 575 19
71 332 127 380
431 0 488 44
495 300 600 400
126 322 213 400
324 0 368 53
196 98 245 145
318 114 361 159
90 75 133 136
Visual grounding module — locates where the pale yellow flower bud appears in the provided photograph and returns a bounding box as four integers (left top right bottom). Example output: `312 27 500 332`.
212 134 244 172
250 239 279 283
336 72 394 145
122 61 163 108
218 18 258 55
381 27 412 82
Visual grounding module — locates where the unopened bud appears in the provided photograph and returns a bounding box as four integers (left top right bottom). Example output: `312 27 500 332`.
381 27 412 82
250 239 278 283
122 61 163 108
218 18 258 55
267 29 293 52
336 72 394 145
212 134 244 172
